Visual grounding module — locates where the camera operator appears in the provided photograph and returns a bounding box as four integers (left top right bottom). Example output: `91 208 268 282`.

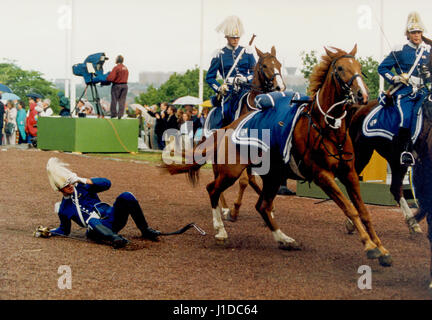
107 55 129 119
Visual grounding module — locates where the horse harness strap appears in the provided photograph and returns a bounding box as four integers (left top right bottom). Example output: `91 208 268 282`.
301 102 354 162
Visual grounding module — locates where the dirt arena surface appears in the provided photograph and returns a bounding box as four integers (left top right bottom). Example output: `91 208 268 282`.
0 147 431 300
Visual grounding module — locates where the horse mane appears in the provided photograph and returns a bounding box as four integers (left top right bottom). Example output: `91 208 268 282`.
308 47 349 96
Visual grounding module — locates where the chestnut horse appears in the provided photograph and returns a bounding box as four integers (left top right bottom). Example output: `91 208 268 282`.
210 46 286 221
165 45 393 266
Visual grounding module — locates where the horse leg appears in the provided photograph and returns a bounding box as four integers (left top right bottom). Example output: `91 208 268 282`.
389 163 422 234
426 211 432 289
255 176 300 250
218 192 231 221
213 164 231 220
345 140 373 234
314 171 385 263
229 170 249 222
339 170 392 267
207 166 245 244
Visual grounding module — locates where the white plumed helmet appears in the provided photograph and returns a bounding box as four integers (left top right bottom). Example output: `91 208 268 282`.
406 11 426 35
216 15 244 38
46 157 77 191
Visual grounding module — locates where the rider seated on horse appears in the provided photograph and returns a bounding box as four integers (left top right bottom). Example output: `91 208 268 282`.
205 15 256 129
378 11 431 166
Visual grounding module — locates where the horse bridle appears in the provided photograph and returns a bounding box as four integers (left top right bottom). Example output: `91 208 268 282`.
258 55 282 92
242 55 282 94
331 54 363 98
302 54 363 162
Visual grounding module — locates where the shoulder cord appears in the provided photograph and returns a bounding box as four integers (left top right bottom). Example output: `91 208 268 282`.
72 187 87 227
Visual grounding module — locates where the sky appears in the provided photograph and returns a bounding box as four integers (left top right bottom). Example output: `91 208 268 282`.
2 0 432 83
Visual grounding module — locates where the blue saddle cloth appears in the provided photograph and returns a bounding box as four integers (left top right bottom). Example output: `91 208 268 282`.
362 95 423 143
231 91 309 163
203 89 250 137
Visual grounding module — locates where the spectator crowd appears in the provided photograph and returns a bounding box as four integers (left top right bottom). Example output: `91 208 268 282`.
0 89 211 151
131 102 210 151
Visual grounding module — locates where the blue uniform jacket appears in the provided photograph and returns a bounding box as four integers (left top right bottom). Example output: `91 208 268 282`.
378 41 431 95
51 178 113 235
206 45 256 93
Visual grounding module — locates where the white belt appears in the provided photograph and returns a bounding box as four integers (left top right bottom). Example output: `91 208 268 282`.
409 76 423 88
85 211 101 225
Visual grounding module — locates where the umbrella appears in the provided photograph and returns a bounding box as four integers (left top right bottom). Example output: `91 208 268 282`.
129 103 146 113
0 92 20 101
26 93 43 99
0 83 12 93
172 95 202 105
201 100 213 108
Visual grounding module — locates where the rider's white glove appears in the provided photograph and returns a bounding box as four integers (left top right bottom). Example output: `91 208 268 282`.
218 83 229 96
392 73 409 85
69 174 88 185
235 75 248 84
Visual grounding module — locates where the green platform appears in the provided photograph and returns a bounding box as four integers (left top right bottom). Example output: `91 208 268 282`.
296 180 413 206
37 117 138 153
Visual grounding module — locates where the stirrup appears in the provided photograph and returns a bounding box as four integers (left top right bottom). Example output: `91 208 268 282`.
400 151 415 166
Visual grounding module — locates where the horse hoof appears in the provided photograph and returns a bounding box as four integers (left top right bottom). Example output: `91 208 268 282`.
378 254 393 267
409 225 423 235
366 247 381 259
227 213 238 222
215 237 228 245
345 219 355 234
278 241 301 251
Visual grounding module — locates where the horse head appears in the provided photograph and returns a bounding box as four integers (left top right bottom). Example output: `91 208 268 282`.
254 46 286 92
324 44 369 105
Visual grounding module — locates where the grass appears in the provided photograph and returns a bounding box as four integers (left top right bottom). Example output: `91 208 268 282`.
86 150 212 169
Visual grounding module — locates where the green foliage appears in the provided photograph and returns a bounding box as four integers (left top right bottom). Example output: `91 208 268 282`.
134 67 215 106
358 56 380 100
0 60 60 113
300 50 319 82
300 51 380 99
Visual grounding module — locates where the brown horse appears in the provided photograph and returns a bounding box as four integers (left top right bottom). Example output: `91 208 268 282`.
165 45 393 267
211 46 286 221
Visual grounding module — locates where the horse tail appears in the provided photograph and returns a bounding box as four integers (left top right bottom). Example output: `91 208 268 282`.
162 133 218 186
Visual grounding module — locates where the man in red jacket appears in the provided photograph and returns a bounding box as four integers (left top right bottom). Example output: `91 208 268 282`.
25 97 39 145
107 55 129 119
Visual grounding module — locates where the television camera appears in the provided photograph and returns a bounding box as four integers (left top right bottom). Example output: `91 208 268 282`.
72 52 111 116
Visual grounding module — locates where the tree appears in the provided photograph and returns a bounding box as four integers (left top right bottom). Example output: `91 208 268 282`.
0 60 60 113
135 67 215 107
300 51 380 99
299 50 319 82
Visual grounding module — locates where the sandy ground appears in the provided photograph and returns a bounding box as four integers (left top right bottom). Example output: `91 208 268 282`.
0 146 431 300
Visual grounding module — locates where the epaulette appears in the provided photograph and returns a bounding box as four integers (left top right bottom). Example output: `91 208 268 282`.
391 43 404 52
422 42 431 52
211 48 224 59
245 46 255 54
